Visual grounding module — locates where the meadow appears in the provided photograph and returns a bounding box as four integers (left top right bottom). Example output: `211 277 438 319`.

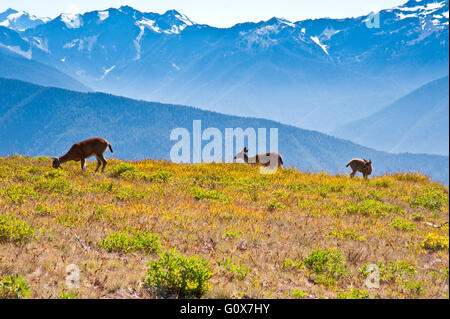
0 156 448 299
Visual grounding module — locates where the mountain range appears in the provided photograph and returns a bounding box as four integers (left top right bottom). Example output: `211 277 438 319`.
0 0 448 134
0 8 49 31
0 24 91 92
333 76 449 155
0 77 448 184
0 0 448 180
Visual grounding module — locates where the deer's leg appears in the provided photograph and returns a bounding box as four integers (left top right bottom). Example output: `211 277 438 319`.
98 154 107 172
350 170 355 178
94 155 102 172
81 158 86 172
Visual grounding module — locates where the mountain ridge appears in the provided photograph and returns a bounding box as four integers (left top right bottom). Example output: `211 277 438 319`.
0 41 92 92
0 8 49 31
0 0 447 132
332 75 449 156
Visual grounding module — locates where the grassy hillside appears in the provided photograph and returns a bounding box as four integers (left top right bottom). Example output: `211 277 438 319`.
0 156 448 299
1 77 449 185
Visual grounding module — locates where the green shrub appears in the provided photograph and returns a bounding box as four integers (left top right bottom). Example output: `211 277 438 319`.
0 214 35 243
98 230 160 254
327 229 366 241
0 275 30 299
337 288 370 299
291 289 308 299
43 169 67 179
149 170 173 182
303 248 348 286
144 249 212 296
109 163 147 179
288 182 311 193
403 281 425 297
359 261 416 284
368 190 383 201
0 165 9 178
381 261 416 283
60 291 78 299
323 183 346 193
115 186 147 201
271 189 286 198
224 230 242 239
34 177 77 195
267 198 285 211
217 258 252 280
389 218 416 232
1 185 37 204
90 181 115 193
192 187 229 202
281 258 305 271
422 233 449 251
409 189 448 211
345 199 403 217
10 168 40 183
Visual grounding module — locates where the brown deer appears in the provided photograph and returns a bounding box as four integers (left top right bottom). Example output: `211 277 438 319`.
234 147 283 168
52 138 113 172
346 158 372 180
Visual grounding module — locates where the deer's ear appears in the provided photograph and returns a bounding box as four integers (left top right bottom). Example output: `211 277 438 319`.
244 147 248 153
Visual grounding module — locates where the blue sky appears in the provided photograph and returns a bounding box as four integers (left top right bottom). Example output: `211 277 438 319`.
1 0 408 27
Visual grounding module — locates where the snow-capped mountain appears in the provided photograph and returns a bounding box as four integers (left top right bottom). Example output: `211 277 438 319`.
17 6 199 80
0 1 448 133
390 0 448 24
0 25 32 58
0 8 49 31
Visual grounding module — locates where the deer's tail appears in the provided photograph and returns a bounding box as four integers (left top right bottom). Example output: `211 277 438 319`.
108 144 113 153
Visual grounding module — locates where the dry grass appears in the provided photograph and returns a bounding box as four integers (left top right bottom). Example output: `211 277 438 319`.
0 156 448 299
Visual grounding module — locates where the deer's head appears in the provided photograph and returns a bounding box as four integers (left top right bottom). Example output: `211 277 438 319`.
51 157 62 169
234 147 248 161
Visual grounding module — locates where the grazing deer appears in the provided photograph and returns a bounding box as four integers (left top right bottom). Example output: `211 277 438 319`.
234 147 283 168
346 158 372 180
52 138 113 172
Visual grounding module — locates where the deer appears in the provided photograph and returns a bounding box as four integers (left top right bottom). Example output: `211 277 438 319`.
346 158 372 180
234 147 283 168
51 138 113 172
